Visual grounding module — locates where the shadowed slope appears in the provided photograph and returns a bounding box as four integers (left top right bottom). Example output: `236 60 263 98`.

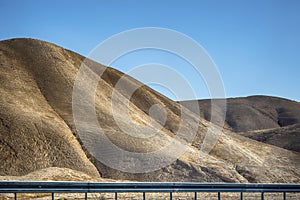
241 123 300 153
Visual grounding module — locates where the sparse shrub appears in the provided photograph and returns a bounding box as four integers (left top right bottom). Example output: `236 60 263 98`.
99 196 106 200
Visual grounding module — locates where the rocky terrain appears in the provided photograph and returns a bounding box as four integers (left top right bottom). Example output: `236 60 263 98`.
0 38 299 183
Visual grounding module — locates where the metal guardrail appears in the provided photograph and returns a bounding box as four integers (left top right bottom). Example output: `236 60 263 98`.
0 182 299 200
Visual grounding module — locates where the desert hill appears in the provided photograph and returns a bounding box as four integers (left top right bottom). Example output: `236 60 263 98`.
0 38 299 183
182 96 300 153
182 96 300 133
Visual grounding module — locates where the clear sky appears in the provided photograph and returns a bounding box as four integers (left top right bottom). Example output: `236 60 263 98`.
1 0 300 101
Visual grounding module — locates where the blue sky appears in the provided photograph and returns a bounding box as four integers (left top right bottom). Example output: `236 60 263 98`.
1 0 300 101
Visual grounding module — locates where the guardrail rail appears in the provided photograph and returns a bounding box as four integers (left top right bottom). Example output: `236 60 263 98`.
0 182 300 200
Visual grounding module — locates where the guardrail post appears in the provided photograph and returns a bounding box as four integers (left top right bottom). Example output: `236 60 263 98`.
143 192 146 200
283 192 286 200
115 192 118 200
52 192 54 200
261 192 264 200
194 192 197 200
218 192 221 200
170 192 172 200
240 192 243 200
14 193 17 200
85 192 88 200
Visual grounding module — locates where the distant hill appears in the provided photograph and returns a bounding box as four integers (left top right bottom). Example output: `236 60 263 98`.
182 96 300 133
0 38 299 183
181 96 300 153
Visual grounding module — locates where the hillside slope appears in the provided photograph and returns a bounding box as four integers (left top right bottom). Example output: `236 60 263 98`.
0 38 299 183
241 123 300 153
0 40 100 177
